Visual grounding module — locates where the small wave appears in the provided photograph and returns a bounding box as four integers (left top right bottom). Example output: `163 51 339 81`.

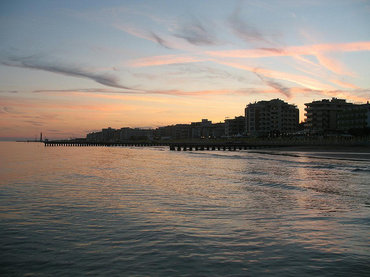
352 168 370 173
186 151 246 160
309 164 336 170
253 182 304 192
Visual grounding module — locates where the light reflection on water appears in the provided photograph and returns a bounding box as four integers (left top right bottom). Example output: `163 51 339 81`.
0 142 369 276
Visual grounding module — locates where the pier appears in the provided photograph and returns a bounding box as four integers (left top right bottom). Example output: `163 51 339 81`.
43 140 288 151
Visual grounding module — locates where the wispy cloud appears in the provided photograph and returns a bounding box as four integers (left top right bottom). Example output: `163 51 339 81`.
173 17 218 46
1 106 22 114
254 73 291 98
32 86 276 98
315 53 353 76
207 41 370 59
172 64 253 84
150 31 172 49
207 41 370 76
330 79 359 89
1 55 137 90
114 23 172 49
0 90 18 94
216 60 334 90
32 73 364 102
128 54 206 67
228 4 273 46
0 95 134 112
33 87 231 97
320 89 370 103
33 88 136 94
24 120 44 127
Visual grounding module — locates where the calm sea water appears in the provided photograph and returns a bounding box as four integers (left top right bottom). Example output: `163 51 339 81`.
1 141 369 276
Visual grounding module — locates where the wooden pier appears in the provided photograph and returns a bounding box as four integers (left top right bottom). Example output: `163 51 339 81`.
43 140 288 151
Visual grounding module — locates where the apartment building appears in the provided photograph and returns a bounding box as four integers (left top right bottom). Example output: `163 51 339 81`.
304 98 354 134
337 103 370 131
245 99 299 137
225 116 245 137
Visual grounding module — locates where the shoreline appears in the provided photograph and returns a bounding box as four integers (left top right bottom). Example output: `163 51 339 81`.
268 144 370 153
257 145 370 161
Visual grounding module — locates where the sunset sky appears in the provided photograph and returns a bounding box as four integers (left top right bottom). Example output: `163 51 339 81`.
1 0 369 140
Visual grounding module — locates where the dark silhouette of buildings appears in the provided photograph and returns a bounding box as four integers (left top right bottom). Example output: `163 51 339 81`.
225 116 245 137
245 99 299 137
304 98 370 134
84 98 369 142
337 103 370 131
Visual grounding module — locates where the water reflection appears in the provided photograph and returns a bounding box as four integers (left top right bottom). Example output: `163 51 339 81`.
0 142 369 276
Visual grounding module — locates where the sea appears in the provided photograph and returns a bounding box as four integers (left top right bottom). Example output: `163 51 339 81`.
0 141 369 276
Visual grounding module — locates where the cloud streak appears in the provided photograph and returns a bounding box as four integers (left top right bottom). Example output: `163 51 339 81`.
228 6 271 45
173 18 218 46
254 73 291 98
216 60 334 90
150 31 172 49
0 90 18 94
315 53 353 76
1 55 137 90
330 79 359 89
128 54 206 67
207 41 370 58
114 23 172 49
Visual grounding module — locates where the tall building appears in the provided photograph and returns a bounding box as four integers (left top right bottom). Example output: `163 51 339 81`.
304 98 354 134
245 99 299 137
337 103 370 131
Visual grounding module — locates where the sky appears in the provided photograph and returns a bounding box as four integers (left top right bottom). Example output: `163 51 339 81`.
0 0 369 140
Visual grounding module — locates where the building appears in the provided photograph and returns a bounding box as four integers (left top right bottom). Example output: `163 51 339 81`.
191 119 212 138
304 98 354 134
245 99 299 137
190 119 225 139
212 122 226 138
337 103 370 131
86 127 153 142
155 119 225 140
225 116 245 137
101 127 117 141
119 128 153 141
155 124 191 140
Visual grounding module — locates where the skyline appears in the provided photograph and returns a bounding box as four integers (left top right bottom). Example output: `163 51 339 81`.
1 0 370 140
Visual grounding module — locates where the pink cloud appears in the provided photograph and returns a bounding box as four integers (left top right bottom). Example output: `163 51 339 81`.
207 41 370 76
292 55 319 67
216 60 334 91
320 90 369 103
315 53 353 76
330 79 359 89
206 41 370 58
128 54 206 67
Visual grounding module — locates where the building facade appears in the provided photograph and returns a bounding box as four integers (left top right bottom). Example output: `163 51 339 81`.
154 119 225 140
304 98 354 134
337 103 370 131
225 116 245 137
245 99 299 137
119 128 153 141
86 127 153 142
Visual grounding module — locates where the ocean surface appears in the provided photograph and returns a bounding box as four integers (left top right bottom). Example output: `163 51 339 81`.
0 141 369 276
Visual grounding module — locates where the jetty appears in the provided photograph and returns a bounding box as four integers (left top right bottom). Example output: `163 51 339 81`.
43 140 287 151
